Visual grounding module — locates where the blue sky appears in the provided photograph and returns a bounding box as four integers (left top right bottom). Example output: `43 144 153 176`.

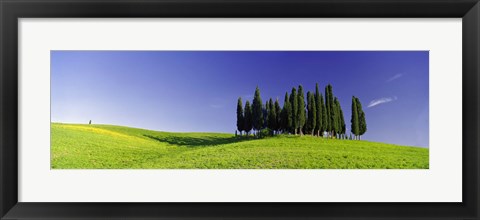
51 51 429 147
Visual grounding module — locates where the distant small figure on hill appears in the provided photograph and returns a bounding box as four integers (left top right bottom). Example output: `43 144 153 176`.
89 120 92 125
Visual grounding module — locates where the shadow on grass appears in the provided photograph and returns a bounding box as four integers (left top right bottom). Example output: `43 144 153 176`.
143 134 254 147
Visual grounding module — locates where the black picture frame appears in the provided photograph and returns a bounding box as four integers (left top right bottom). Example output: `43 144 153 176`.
1 0 479 219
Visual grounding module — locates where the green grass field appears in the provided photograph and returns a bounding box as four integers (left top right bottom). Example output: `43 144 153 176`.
51 123 429 169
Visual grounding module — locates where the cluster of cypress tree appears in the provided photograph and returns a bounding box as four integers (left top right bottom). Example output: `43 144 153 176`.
350 96 367 140
236 83 367 139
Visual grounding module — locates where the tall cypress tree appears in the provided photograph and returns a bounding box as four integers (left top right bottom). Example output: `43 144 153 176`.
306 91 312 134
280 94 287 133
356 97 367 139
351 96 360 139
327 85 336 138
332 97 340 137
244 101 253 136
338 98 346 139
321 93 327 137
297 85 306 135
252 86 263 135
268 98 277 135
360 111 367 137
263 101 269 129
324 85 331 137
307 91 317 136
340 107 346 138
274 98 282 134
281 92 292 134
236 97 244 135
290 87 298 135
314 83 323 136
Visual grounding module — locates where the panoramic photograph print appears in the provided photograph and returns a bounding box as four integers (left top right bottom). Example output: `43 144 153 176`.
51 51 429 169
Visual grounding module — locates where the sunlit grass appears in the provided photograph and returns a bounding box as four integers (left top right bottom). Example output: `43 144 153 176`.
51 123 429 169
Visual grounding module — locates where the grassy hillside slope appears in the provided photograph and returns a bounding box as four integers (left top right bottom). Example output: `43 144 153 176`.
51 123 429 169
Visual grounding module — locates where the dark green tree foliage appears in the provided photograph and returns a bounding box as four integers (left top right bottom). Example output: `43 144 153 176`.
281 92 292 134
332 98 340 137
314 83 323 136
336 98 346 138
340 109 346 137
360 111 367 136
326 85 336 137
306 91 317 136
351 96 360 139
289 88 298 134
355 97 367 139
320 94 327 137
274 98 282 133
236 97 244 135
237 84 366 139
244 101 253 135
308 93 321 136
268 98 277 134
252 86 264 134
324 85 331 136
297 85 306 135
305 92 312 134
333 98 339 135
263 101 269 129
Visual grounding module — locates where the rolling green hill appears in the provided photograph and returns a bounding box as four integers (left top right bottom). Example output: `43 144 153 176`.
51 123 429 169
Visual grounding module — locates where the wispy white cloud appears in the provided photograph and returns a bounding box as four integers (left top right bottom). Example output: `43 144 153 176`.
367 96 397 108
386 73 403 82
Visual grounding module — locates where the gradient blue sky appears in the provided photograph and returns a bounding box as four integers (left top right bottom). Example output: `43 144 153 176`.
51 51 429 148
